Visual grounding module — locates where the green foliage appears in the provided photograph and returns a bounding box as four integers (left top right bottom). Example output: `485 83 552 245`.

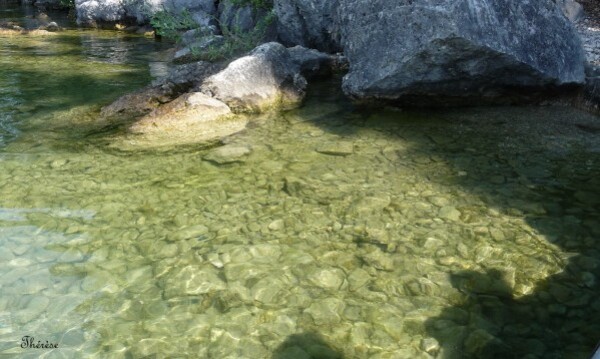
151 9 196 41
193 10 276 62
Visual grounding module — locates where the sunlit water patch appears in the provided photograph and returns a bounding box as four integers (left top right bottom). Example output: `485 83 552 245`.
1 5 600 359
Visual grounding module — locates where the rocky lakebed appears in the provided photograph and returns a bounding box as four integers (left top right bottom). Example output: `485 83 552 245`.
0 0 600 358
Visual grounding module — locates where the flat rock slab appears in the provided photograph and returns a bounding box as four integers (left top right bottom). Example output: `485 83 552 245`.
108 92 249 150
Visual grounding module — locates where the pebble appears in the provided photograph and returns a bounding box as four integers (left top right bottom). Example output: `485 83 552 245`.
251 277 286 306
347 268 372 291
172 224 209 241
268 219 285 231
359 251 395 271
0 247 15 261
8 258 32 267
316 141 354 156
304 298 345 325
438 206 461 221
49 159 68 169
420 337 440 354
308 268 347 291
164 265 226 297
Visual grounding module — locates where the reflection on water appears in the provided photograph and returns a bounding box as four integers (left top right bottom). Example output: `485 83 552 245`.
1 4 600 359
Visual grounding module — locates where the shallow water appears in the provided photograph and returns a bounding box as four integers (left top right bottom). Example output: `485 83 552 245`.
1 5 600 359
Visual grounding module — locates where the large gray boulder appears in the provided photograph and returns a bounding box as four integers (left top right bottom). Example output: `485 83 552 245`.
75 0 126 25
201 42 307 112
338 0 586 105
75 0 216 26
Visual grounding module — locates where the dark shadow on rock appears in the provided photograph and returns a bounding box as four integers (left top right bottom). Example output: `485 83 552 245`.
272 332 344 359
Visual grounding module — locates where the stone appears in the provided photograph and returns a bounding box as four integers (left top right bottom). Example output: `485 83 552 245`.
489 228 505 241
359 250 394 271
134 338 171 358
75 0 126 25
316 141 354 156
201 42 307 113
125 265 153 284
420 337 440 355
406 277 438 296
347 268 372 291
163 265 226 297
75 0 217 25
438 206 461 221
172 224 209 241
100 84 181 119
251 277 287 306
122 92 248 149
338 0 586 105
100 61 218 119
0 247 15 262
268 219 285 231
204 145 252 165
42 22 60 32
307 268 346 291
304 297 345 325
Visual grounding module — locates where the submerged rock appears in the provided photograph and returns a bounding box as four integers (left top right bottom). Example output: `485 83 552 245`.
316 141 354 156
204 144 252 165
163 265 226 297
338 0 585 105
202 42 307 113
124 92 247 148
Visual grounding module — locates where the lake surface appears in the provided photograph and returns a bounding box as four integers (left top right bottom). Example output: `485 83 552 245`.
1 4 599 359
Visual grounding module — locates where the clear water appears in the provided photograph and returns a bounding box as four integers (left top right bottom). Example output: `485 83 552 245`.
1 5 600 359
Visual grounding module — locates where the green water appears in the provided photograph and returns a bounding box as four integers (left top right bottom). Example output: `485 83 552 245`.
1 7 600 359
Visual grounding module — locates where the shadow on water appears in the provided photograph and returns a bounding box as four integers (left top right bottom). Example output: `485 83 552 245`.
297 78 600 358
273 332 344 359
